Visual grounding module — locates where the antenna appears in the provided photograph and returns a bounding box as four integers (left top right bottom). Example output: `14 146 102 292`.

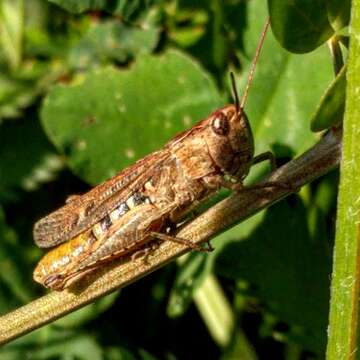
240 18 270 110
230 72 240 113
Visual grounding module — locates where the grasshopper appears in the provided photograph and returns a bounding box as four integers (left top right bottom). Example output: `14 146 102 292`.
33 20 276 290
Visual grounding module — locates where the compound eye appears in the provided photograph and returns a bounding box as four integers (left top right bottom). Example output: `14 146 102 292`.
211 112 229 136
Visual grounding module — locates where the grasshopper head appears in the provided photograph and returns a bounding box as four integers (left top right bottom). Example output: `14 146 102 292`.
204 17 270 182
205 104 254 181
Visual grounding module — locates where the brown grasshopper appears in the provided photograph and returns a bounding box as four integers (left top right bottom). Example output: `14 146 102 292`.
33 20 276 291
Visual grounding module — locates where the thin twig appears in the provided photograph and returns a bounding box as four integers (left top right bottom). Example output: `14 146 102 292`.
0 127 342 346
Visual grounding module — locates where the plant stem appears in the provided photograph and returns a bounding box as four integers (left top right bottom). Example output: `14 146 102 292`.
193 274 234 347
326 1 360 359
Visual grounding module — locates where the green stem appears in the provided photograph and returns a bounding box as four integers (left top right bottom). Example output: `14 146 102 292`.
326 2 360 359
193 274 234 347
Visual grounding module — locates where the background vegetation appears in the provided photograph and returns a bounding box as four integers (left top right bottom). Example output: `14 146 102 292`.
0 0 351 359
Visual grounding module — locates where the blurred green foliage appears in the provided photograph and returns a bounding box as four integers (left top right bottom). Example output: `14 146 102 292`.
0 0 349 359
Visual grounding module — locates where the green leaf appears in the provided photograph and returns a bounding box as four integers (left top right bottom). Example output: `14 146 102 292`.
0 0 24 69
69 18 160 68
310 65 346 132
268 0 334 53
215 200 331 353
41 50 223 184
